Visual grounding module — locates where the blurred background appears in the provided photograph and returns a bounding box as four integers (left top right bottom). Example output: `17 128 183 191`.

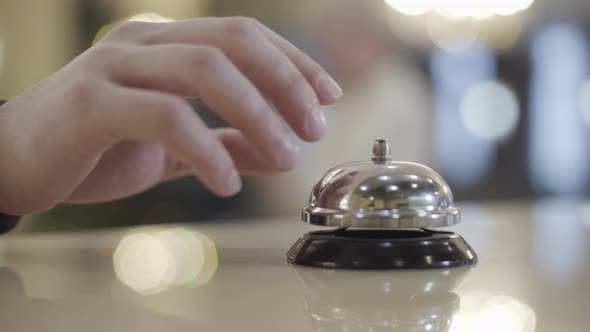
1 0 589 231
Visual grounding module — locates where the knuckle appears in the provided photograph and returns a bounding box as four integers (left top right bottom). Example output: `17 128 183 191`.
292 50 324 76
290 49 306 63
291 50 314 69
239 16 260 26
194 46 224 68
85 43 125 64
282 70 318 109
224 16 259 39
268 133 295 169
193 46 226 74
280 69 319 113
243 96 272 126
67 76 102 107
283 70 308 92
155 97 188 132
107 20 152 39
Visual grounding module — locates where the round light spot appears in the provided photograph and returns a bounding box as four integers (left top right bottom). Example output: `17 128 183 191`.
492 0 535 16
113 231 174 295
385 0 535 19
113 227 218 295
449 293 537 332
433 0 493 20
427 16 480 53
384 0 432 16
460 81 520 141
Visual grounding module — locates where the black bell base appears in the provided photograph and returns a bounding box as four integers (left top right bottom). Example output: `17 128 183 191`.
287 228 477 270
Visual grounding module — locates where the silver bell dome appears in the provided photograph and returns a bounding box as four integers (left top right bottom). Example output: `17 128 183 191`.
302 139 460 228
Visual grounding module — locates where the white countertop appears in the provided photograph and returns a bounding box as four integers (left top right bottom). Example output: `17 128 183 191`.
1 199 589 331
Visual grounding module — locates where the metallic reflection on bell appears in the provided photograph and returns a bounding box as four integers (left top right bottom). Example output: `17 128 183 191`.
287 139 478 269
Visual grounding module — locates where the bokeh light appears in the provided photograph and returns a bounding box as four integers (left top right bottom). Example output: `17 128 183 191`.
113 227 218 295
491 0 535 16
449 293 536 332
384 0 431 16
460 80 520 141
384 0 535 19
480 17 522 53
114 230 174 294
427 16 480 53
433 1 495 20
529 23 590 195
430 43 497 188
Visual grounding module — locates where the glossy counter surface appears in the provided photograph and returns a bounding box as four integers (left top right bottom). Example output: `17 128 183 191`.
1 199 589 331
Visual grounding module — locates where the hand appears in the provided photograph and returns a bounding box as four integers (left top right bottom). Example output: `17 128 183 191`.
0 17 342 215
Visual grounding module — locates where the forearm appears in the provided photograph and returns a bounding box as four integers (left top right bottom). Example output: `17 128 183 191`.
0 99 20 233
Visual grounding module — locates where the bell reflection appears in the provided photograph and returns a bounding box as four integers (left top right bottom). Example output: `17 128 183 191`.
315 171 359 209
292 266 472 331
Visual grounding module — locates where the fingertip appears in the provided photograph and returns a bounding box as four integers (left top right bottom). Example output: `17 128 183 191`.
316 74 342 101
226 169 243 194
318 89 342 106
211 169 242 197
319 96 338 106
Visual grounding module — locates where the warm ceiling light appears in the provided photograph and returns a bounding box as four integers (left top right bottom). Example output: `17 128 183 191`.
384 0 535 20
384 0 432 16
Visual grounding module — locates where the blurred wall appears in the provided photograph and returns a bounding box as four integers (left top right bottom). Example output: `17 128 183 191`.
0 0 77 98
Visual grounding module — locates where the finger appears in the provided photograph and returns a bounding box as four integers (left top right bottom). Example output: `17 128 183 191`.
144 17 328 142
105 18 342 103
215 128 297 175
162 127 295 181
107 44 301 169
161 154 191 182
252 20 342 104
92 83 241 197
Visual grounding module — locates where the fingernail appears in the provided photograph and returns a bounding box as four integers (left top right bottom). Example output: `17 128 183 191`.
226 169 242 195
306 106 327 140
317 74 342 100
276 138 301 169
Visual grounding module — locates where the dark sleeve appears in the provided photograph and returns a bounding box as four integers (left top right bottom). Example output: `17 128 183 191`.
0 99 20 234
0 213 19 234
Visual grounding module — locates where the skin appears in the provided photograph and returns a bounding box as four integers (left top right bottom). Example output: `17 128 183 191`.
0 17 342 215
